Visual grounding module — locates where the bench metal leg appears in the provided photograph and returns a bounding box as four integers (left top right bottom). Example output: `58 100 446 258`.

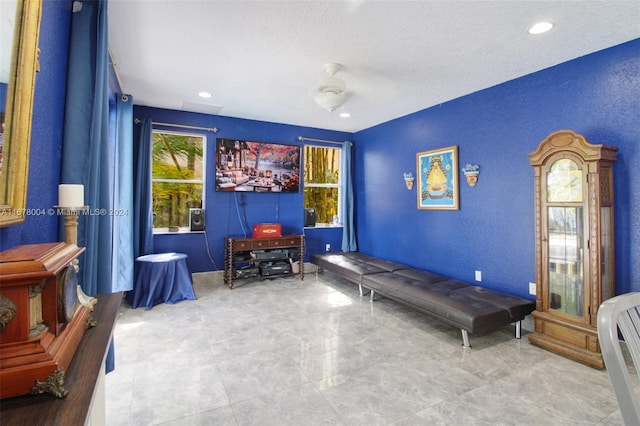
358 284 363 297
369 289 375 303
515 320 522 339
461 330 471 348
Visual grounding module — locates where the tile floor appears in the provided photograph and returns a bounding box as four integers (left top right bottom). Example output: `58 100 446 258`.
105 267 628 425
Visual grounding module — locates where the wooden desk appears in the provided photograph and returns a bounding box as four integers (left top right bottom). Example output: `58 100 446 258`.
224 235 305 288
1 292 122 425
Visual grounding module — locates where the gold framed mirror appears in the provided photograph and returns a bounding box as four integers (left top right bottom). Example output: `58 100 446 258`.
0 0 42 227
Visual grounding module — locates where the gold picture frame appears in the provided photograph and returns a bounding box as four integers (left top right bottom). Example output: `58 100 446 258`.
0 0 43 227
416 145 459 210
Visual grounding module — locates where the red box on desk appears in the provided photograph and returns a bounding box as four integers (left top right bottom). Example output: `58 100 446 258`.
252 223 282 238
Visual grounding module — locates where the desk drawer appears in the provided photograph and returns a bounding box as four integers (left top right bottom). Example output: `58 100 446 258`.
282 236 301 246
251 239 270 249
232 239 252 251
270 238 285 247
270 237 301 247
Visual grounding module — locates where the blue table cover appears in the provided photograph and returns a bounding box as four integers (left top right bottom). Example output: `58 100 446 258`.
129 253 196 310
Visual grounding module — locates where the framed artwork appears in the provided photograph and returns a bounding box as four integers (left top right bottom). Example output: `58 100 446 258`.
416 145 459 210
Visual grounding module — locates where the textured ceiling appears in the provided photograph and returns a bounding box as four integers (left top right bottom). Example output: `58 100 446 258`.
108 1 640 133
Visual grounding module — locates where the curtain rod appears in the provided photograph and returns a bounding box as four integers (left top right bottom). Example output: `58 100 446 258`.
134 118 218 133
297 136 348 145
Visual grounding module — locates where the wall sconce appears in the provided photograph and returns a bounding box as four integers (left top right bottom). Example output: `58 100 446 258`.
403 172 415 190
462 164 480 187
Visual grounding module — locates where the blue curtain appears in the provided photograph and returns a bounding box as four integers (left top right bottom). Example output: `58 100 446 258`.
111 94 134 292
133 119 154 257
61 0 112 296
60 0 117 373
341 141 357 252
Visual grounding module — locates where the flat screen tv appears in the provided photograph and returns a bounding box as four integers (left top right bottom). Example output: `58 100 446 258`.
215 138 301 192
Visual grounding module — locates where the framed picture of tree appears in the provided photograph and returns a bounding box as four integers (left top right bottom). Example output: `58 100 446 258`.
416 145 459 210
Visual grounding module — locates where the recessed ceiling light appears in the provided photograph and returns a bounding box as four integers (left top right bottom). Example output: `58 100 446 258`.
198 91 212 98
528 22 553 35
339 112 351 118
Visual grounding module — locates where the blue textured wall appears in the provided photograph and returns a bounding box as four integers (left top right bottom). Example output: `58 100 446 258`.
1 4 636 303
135 106 351 272
354 39 640 299
0 0 71 250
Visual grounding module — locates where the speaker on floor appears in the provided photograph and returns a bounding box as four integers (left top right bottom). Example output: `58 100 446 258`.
304 208 316 227
190 208 205 231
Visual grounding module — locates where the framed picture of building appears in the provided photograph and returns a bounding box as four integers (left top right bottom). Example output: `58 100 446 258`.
416 145 459 210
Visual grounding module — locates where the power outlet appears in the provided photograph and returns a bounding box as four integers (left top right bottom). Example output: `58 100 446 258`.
474 270 482 282
529 282 537 296
325 244 331 252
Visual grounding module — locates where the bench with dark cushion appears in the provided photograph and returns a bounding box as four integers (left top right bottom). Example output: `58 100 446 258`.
311 252 410 286
311 252 535 347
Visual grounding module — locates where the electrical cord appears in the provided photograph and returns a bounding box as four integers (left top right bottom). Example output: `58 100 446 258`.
203 229 220 270
241 193 250 234
234 192 248 236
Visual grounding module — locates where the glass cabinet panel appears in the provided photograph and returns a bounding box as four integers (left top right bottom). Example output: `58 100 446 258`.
529 130 617 368
548 206 584 317
547 159 583 203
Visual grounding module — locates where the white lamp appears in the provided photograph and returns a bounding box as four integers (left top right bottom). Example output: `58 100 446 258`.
315 91 347 112
314 63 348 112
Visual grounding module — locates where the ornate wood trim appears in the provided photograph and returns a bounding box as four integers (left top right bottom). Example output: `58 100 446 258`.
0 295 17 329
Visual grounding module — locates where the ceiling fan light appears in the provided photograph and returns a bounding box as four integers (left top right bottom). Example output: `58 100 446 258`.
317 76 346 95
314 63 348 112
314 91 347 112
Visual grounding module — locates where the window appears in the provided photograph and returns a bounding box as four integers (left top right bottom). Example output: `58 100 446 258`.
303 145 341 225
151 130 205 230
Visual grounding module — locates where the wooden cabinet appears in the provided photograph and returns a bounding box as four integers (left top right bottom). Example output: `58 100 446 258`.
224 235 305 289
0 243 90 399
1 292 122 424
528 130 617 369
